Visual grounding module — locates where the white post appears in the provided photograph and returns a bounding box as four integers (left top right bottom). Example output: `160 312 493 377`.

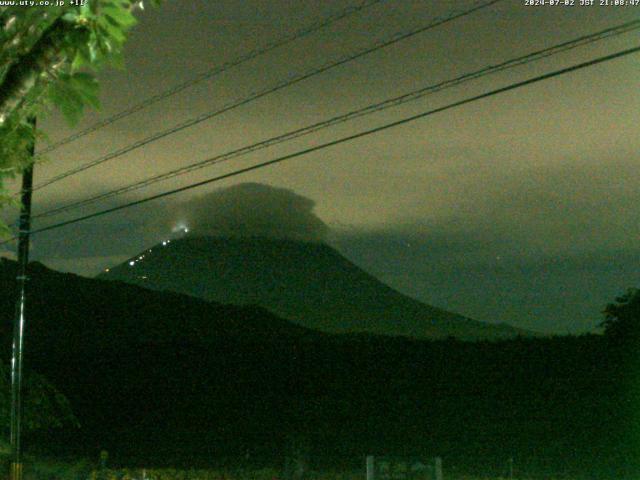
433 457 442 480
366 456 375 480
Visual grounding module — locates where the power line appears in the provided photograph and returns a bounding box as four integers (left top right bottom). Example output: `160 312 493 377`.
33 0 500 190
30 0 503 192
36 0 388 156
31 18 640 220
5 44 636 244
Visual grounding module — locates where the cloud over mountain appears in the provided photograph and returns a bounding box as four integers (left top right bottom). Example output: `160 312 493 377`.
167 182 329 242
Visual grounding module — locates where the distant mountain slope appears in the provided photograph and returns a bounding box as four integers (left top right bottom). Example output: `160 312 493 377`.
98 236 527 340
0 258 318 352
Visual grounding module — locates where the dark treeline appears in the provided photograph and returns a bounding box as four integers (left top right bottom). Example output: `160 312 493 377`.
0 261 638 479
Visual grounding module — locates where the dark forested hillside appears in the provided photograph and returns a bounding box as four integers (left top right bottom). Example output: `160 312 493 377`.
0 260 636 478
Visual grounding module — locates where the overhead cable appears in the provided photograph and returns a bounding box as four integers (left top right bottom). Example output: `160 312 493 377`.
32 18 640 220
37 0 389 155
5 43 635 243
31 0 503 192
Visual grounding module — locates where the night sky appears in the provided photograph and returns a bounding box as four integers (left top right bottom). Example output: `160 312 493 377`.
1 0 639 334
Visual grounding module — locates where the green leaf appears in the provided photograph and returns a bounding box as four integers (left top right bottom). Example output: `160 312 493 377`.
61 11 77 22
87 0 99 15
71 49 88 71
48 77 86 125
97 16 127 44
87 30 99 62
97 36 115 57
103 4 138 28
69 72 100 109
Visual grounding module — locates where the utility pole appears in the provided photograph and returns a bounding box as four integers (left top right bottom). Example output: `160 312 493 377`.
10 117 35 480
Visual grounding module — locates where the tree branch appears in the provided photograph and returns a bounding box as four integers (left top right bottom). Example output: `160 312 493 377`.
0 11 56 75
0 16 72 126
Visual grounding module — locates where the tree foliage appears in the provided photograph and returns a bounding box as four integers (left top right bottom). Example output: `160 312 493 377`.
0 358 77 436
601 287 640 342
0 0 160 225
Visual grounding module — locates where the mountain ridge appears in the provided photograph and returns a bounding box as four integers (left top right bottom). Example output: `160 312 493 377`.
0 257 322 351
0 258 628 476
98 235 530 340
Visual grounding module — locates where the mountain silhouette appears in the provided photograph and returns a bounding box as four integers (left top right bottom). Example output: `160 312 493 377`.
98 236 528 340
0 257 319 352
0 258 631 476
